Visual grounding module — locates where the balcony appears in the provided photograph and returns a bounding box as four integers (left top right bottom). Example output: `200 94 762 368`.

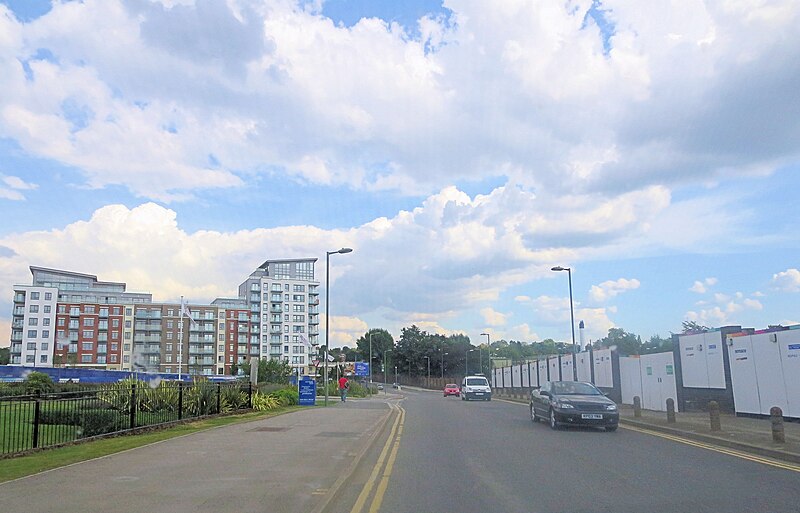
251 326 260 334
270 297 282 303
134 311 162 320
134 322 162 331
134 334 162 343
308 328 319 336
309 316 319 325
13 294 25 303
308 298 319 306
10 332 23 341
270 306 282 314
13 308 24 316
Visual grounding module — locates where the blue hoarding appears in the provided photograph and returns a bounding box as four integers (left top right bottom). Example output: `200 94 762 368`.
299 376 316 406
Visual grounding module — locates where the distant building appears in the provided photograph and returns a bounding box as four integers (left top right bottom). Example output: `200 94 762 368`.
8 260 320 377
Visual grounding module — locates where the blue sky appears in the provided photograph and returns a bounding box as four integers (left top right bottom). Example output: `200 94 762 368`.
0 0 798 348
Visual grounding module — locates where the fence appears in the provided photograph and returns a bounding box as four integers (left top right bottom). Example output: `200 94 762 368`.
0 380 252 456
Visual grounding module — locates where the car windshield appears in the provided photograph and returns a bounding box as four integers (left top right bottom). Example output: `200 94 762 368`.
552 382 602 395
446 384 458 388
466 378 488 386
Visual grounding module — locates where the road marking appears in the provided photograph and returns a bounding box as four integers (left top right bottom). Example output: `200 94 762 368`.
348 403 403 513
621 424 800 473
368 406 405 513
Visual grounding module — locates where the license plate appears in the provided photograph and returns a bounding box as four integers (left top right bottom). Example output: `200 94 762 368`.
581 414 603 420
475 392 484 395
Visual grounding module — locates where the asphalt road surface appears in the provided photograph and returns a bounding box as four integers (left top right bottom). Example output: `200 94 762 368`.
345 388 800 513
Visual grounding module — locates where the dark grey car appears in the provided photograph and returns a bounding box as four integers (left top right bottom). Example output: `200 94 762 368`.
530 381 619 431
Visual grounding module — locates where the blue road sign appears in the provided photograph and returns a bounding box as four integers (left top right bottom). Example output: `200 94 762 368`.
299 376 316 406
354 362 370 377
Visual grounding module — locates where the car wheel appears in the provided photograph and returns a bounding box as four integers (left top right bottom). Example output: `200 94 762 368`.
549 409 560 430
606 425 618 432
530 406 537 423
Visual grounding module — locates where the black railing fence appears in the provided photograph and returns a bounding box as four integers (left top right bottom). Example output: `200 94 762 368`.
0 380 252 456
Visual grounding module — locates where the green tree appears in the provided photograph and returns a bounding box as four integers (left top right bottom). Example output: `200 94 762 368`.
230 362 239 376
355 328 395 373
594 327 642 355
641 334 673 354
0 347 9 365
24 371 54 395
260 359 294 384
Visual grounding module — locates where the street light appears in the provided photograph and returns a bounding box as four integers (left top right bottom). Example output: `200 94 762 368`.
552 265 577 380
466 348 476 375
424 356 430 388
384 349 393 395
480 333 490 375
324 247 353 406
368 329 372 386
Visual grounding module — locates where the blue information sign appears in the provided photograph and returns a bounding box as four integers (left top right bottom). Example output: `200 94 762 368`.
298 376 316 406
354 362 370 377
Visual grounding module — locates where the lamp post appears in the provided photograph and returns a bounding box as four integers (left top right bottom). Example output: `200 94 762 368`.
324 247 353 406
441 350 448 379
384 349 393 395
551 265 577 380
369 329 372 385
466 348 476 375
424 356 430 388
480 332 490 375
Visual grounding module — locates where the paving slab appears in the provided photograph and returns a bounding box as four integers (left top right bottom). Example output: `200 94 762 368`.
0 399 393 513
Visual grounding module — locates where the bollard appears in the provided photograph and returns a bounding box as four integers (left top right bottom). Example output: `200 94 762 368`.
633 396 642 418
770 406 785 444
709 401 721 431
666 398 676 423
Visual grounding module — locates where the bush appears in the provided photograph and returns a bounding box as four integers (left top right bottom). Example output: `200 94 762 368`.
251 391 279 411
79 410 127 437
221 385 248 410
270 387 299 406
24 372 55 395
39 408 82 426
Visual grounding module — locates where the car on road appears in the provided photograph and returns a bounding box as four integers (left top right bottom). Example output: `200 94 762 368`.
530 380 619 431
461 375 492 401
443 383 460 397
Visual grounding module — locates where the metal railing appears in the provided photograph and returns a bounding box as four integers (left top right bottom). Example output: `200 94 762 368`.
0 381 253 457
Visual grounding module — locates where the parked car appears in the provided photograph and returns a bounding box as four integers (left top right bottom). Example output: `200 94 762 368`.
443 383 460 397
530 381 618 431
460 375 492 401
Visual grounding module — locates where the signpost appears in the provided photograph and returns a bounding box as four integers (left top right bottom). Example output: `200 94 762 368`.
299 376 317 406
354 362 370 377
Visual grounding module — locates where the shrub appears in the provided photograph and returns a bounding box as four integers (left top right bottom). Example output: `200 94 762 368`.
270 388 299 406
221 385 248 411
79 410 127 437
251 391 280 411
38 408 82 426
24 372 55 395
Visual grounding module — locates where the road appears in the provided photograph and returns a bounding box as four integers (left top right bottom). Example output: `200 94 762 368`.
342 387 800 513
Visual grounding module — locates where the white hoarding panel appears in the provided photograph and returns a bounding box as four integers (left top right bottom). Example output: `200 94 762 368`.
639 352 677 411
503 366 512 388
620 356 643 405
679 333 708 388
779 330 800 418
538 360 548 384
512 365 521 387
561 356 575 381
575 352 592 382
593 349 613 388
521 364 530 388
703 331 726 389
549 357 560 381
751 332 789 415
529 362 539 388
728 334 761 415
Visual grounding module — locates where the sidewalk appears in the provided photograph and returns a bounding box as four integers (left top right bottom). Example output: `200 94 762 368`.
495 391 800 463
0 398 397 513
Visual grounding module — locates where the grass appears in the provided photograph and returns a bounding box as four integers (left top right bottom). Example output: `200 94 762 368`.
0 405 305 483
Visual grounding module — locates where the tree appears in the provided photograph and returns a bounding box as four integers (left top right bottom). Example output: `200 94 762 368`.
355 328 395 372
24 371 54 395
0 347 9 365
594 328 642 355
681 320 709 333
641 334 673 354
230 362 239 376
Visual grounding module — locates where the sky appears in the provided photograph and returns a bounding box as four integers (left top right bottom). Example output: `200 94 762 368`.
0 0 798 349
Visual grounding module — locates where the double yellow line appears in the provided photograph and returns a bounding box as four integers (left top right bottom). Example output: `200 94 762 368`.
622 424 800 473
349 403 406 513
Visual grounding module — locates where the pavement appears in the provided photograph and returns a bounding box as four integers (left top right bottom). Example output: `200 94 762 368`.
0 395 403 513
494 390 800 464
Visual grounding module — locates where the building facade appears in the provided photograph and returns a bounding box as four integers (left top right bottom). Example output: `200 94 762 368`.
8 260 321 377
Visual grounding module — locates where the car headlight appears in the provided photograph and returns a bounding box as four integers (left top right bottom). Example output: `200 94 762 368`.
557 402 574 409
606 404 617 411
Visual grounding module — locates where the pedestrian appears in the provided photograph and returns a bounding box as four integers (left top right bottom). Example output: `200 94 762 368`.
338 375 349 402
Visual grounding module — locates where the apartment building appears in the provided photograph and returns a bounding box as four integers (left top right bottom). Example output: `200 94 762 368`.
8 260 321 377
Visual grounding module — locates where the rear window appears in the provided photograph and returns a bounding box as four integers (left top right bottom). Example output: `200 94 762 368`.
445 384 458 388
466 378 488 386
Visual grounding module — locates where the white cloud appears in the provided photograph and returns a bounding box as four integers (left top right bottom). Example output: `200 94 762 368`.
0 1 797 201
689 277 718 294
0 174 38 201
324 315 368 348
480 307 509 327
685 290 765 327
771 268 800 292
514 295 531 302
588 278 640 302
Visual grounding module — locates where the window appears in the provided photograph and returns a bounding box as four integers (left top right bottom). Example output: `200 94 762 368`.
82 330 93 338
43 318 50 326
112 332 119 340
293 325 305 333
284 314 289 321
111 343 118 351
27 342 36 350
99 308 108 317
167 332 173 340
293 315 305 322
69 319 79 329
29 318 38 326
123 355 130 363
167 309 175 316
284 345 289 352
284 294 290 301
58 305 66 313
284 335 289 342
112 319 119 328
124 332 131 340
293 305 305 312
110 354 118 363
45 292 52 300
166 354 173 363
57 318 65 326
113 307 121 315
81 355 92 363
293 294 304 302
284 325 289 333
219 322 224 330
124 344 131 351
284 284 290 291
31 292 40 300
98 320 108 330
125 320 131 328
166 343 173 352
82 342 93 350
293 284 305 292
84 305 95 314
43 305 51 313
83 317 95 326
70 307 80 316
27 330 37 338
167 320 174 329
126 308 132 316
42 331 49 340
26 355 35 363
29 305 39 313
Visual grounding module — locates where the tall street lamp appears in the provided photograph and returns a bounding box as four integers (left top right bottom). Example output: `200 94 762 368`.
368 329 372 385
466 348 476 375
551 265 577 380
325 247 353 406
480 333 490 375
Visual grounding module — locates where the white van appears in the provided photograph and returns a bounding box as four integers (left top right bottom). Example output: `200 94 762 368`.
461 375 492 401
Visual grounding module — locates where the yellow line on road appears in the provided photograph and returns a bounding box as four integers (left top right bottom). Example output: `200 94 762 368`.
368 406 405 513
621 424 800 473
348 404 403 513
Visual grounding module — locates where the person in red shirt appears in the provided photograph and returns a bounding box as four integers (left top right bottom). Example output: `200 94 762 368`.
338 376 349 402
